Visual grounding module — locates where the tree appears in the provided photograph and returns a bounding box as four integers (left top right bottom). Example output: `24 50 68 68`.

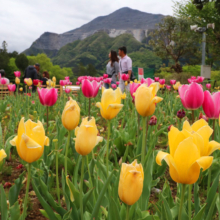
192 0 220 13
0 41 9 70
149 16 201 73
86 64 97 76
15 53 29 72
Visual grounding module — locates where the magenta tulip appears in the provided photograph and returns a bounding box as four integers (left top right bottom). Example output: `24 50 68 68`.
65 88 71 94
130 83 141 100
76 81 80 85
103 74 108 79
170 80 176 85
8 84 16 92
154 77 160 82
60 80 68 86
197 76 205 83
14 71 21 78
81 79 100 98
121 74 129 81
179 82 204 110
111 84 117 89
166 85 171 91
141 78 155 86
206 83 211 90
116 81 120 85
191 76 197 80
159 79 165 85
0 78 9 85
65 76 70 81
37 87 58 106
103 78 111 84
202 91 220 119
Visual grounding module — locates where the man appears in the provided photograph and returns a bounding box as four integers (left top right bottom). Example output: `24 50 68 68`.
23 63 40 92
118 46 132 93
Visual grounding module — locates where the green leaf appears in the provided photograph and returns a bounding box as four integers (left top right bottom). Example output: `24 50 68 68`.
5 135 16 160
83 188 94 211
91 170 115 220
9 201 20 220
9 171 25 206
193 182 200 215
205 194 218 220
108 197 121 220
32 181 59 220
0 184 8 220
73 156 81 188
161 195 172 220
63 209 72 220
192 204 206 220
39 209 62 220
70 202 79 220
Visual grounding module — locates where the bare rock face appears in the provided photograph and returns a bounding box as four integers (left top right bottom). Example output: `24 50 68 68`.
24 7 164 56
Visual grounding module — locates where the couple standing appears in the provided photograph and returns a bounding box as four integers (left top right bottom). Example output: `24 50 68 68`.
105 46 132 92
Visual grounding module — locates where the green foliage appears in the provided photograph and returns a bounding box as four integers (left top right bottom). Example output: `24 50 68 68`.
15 53 29 72
4 58 18 83
182 65 201 76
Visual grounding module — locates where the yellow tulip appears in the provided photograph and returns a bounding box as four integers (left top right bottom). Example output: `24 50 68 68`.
0 149 7 162
173 81 181 90
125 81 128 86
156 120 216 184
74 117 103 156
137 81 140 84
96 87 123 120
118 160 144 205
134 83 163 117
52 76 56 82
159 84 165 89
130 81 133 84
24 78 32 86
15 77 20 84
121 92 126 100
134 79 137 83
62 97 80 131
10 118 49 163
19 88 23 92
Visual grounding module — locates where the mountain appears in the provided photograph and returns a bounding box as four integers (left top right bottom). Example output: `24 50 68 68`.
23 7 165 57
51 32 162 74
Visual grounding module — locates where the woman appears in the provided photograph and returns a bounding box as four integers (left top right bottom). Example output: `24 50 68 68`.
42 71 49 86
105 50 119 89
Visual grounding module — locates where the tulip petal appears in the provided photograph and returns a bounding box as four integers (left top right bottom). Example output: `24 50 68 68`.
22 134 42 149
178 85 189 108
149 82 160 96
202 91 215 118
207 141 220 155
75 127 79 136
10 136 17 146
152 96 163 104
0 149 7 161
187 156 213 184
96 136 103 145
95 102 102 110
212 92 220 118
44 137 50 146
182 120 192 132
192 119 208 132
82 79 94 98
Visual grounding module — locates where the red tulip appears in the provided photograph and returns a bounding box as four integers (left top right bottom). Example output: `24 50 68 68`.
179 82 204 110
16 164 24 169
141 78 155 86
111 84 117 89
170 80 176 85
7 84 16 92
33 79 42 86
121 74 129 81
197 76 205 83
154 77 160 82
4 182 12 189
37 87 58 106
159 79 165 85
130 83 141 100
81 79 100 98
206 83 211 90
202 91 220 119
103 74 108 79
14 71 21 78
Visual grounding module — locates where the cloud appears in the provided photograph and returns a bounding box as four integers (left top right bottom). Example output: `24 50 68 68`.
0 0 174 52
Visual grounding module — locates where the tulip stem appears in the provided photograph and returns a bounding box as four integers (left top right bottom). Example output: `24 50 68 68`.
126 205 130 220
218 182 220 220
106 120 111 177
212 119 215 140
65 131 71 177
178 184 186 220
22 163 31 220
207 166 211 194
192 110 194 124
55 141 61 205
188 184 192 220
80 156 85 220
47 106 49 132
88 98 91 119
141 117 147 165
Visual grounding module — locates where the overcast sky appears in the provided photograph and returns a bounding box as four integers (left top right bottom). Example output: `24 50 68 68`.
0 0 174 52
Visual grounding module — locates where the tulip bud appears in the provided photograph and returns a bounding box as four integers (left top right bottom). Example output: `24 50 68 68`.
118 160 144 205
168 125 173 131
134 79 137 83
19 88 23 92
15 77 20 84
52 76 56 82
121 93 126 100
125 81 128 86
177 109 186 119
130 81 133 84
199 112 209 122
62 97 80 131
0 149 7 162
149 115 157 126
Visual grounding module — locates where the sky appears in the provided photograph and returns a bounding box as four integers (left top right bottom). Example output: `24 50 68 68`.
0 0 174 52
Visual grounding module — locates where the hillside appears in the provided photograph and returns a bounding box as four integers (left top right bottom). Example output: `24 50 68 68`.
23 7 165 57
52 32 162 73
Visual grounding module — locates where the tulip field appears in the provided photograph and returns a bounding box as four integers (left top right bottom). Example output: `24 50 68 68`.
1 74 220 220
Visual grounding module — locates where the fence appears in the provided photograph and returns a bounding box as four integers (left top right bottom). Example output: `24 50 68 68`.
132 67 155 80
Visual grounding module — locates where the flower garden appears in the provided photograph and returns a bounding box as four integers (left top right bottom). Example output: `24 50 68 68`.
0 72 220 220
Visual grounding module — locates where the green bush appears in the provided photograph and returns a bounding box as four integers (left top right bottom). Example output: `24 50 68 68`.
182 65 201 76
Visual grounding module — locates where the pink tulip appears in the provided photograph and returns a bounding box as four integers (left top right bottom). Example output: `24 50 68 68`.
65 88 71 94
154 77 160 82
179 82 204 110
159 79 165 85
130 83 141 100
31 101 35 104
14 71 21 78
37 87 58 106
60 80 68 86
141 78 155 86
166 85 171 91
206 83 211 90
100 77 104 81
76 81 80 85
170 80 176 85
202 91 220 119
111 84 117 89
103 74 108 79
7 84 16 92
103 78 112 84
121 74 129 81
116 81 120 85
0 78 8 85
65 76 70 81
191 76 197 80
197 76 205 83
81 79 100 98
